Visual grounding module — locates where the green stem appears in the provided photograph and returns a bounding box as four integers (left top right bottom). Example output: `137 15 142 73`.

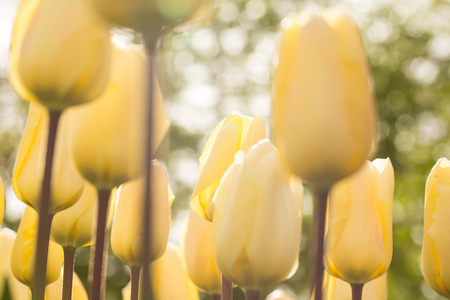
246 290 259 300
32 110 61 300
89 189 111 300
351 284 363 300
312 188 329 300
222 275 233 300
130 267 141 300
62 247 76 300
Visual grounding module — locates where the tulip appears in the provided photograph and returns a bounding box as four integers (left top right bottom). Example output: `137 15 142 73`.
322 272 387 300
324 159 394 285
191 113 266 221
11 206 63 288
122 243 199 300
45 270 87 300
0 177 4 225
183 210 221 294
422 158 450 298
265 289 296 300
70 44 169 191
111 160 173 267
0 228 31 300
212 139 303 292
9 0 111 111
272 9 377 189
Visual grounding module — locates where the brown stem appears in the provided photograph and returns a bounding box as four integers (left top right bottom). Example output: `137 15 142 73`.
312 188 329 300
32 110 61 300
211 294 221 300
89 190 111 300
130 266 141 300
222 275 233 300
246 290 259 300
62 247 76 300
351 284 364 300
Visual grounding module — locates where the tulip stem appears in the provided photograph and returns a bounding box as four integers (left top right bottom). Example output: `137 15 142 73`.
62 247 76 300
312 188 329 300
32 110 61 300
222 275 233 300
130 266 141 300
141 36 158 300
351 284 363 300
246 290 260 300
89 189 111 300
211 294 221 300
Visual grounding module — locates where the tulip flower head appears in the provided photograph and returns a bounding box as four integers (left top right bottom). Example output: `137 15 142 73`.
272 9 377 189
0 177 4 225
183 210 221 294
325 159 394 284
266 289 296 300
422 158 450 298
111 160 173 267
191 113 266 221
13 102 85 215
322 272 387 300
11 207 63 287
10 0 111 111
71 44 169 191
212 139 303 291
45 269 87 300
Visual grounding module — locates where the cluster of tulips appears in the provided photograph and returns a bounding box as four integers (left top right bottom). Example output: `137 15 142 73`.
2 0 450 300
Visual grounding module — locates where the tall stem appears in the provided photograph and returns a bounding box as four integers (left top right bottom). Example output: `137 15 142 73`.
351 284 363 300
62 247 76 300
211 294 221 300
222 275 233 300
246 290 260 300
130 267 141 300
32 110 61 300
141 36 158 300
89 190 111 300
312 188 329 300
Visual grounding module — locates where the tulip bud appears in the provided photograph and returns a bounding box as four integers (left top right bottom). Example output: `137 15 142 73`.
122 243 199 300
13 102 85 215
9 0 111 111
0 177 4 225
191 113 266 221
322 272 387 300
212 139 303 291
272 9 377 189
0 228 31 300
45 270 87 300
111 160 173 267
422 158 450 298
50 182 116 248
71 44 169 191
183 210 221 294
324 159 394 284
11 206 63 287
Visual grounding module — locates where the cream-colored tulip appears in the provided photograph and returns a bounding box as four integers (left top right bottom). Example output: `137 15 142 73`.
0 228 31 300
422 158 450 298
45 269 87 300
325 159 394 284
122 243 199 300
0 177 4 225
12 102 84 214
71 44 169 191
9 0 111 111
11 207 63 287
111 160 173 267
272 9 377 189
322 272 387 300
212 139 303 291
191 113 266 221
266 289 296 300
50 182 116 248
183 210 221 293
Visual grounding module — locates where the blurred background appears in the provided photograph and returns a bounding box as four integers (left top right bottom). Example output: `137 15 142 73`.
1 0 450 299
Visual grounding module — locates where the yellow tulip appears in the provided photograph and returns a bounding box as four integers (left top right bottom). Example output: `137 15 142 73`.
122 243 199 300
45 270 87 300
322 272 387 300
50 182 116 248
324 159 394 284
0 228 31 300
11 207 63 287
265 289 296 300
272 9 377 189
0 177 4 225
13 102 85 215
212 139 303 291
9 0 111 111
71 44 169 191
183 210 221 294
111 160 173 267
191 113 266 221
422 158 450 298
